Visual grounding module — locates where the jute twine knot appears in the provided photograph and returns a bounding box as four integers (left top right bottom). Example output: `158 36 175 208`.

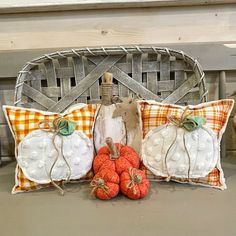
38 117 75 196
167 107 206 132
127 168 142 194
90 178 109 195
167 107 194 131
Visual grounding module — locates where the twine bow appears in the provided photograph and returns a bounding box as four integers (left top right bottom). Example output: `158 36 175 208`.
39 117 76 136
90 178 109 196
167 107 206 132
38 117 76 195
127 168 142 194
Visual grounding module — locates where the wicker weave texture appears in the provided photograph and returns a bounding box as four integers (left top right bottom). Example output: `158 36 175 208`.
14 46 208 112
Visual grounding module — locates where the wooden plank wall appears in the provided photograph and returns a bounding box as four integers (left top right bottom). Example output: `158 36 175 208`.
225 71 236 157
0 4 236 51
1 0 236 14
0 79 15 161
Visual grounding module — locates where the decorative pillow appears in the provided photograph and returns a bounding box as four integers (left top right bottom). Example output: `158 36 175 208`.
3 104 99 194
138 99 234 190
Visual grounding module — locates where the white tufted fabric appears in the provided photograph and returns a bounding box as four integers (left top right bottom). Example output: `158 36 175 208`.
18 130 93 184
142 124 219 179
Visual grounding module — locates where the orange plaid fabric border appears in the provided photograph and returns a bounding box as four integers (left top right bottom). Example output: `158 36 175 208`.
139 99 234 139
6 105 98 143
141 164 221 188
138 99 234 190
4 104 99 193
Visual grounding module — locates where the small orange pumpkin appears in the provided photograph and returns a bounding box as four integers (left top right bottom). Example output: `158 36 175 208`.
91 169 120 200
93 137 140 175
120 168 150 200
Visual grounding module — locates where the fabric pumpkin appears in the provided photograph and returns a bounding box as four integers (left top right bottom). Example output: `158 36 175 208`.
93 137 140 175
91 169 120 200
120 168 150 200
138 99 235 190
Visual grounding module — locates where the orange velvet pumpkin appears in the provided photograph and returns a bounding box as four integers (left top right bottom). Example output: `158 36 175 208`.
91 169 120 200
93 137 140 175
120 168 150 200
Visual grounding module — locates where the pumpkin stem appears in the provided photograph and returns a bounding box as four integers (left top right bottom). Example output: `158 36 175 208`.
95 178 105 187
105 137 120 159
101 72 113 106
133 173 142 184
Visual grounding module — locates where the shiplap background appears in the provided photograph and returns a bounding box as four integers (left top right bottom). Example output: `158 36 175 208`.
0 0 236 161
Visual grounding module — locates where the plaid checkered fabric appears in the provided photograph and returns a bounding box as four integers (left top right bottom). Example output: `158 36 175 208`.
138 99 234 190
140 164 222 188
3 104 99 194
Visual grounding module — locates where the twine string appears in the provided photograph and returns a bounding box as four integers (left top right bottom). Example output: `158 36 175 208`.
167 107 195 130
164 127 178 182
90 178 109 196
38 117 72 195
127 168 142 195
165 107 194 183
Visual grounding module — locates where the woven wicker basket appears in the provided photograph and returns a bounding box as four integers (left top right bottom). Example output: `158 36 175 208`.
14 45 208 112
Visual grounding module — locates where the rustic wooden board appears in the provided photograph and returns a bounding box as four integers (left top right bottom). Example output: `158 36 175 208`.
58 58 71 98
0 124 14 158
72 56 88 103
109 66 161 101
84 57 101 104
0 124 12 138
1 138 14 158
226 118 236 151
163 74 198 103
118 55 130 97
0 5 236 52
132 54 142 83
1 0 235 14
225 74 236 154
0 90 14 123
44 60 58 102
22 83 56 109
205 71 219 101
0 77 16 163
